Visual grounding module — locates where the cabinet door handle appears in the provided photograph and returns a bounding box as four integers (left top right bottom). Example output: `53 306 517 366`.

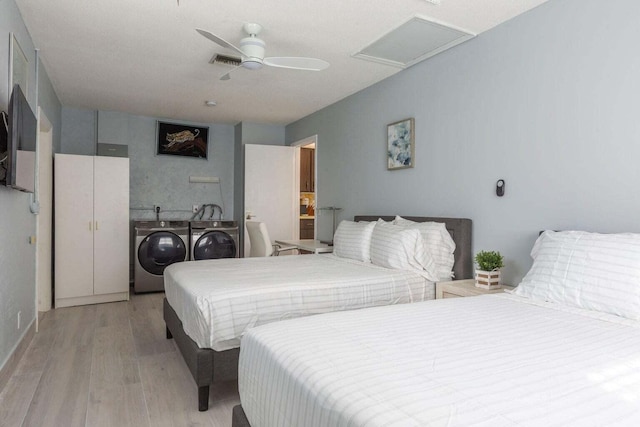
89 221 92 231
95 221 99 231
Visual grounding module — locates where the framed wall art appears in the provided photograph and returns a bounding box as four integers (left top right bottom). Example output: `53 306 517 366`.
157 121 209 159
387 118 414 170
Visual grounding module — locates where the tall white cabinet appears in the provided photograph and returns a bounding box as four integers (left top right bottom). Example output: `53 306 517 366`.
55 154 130 308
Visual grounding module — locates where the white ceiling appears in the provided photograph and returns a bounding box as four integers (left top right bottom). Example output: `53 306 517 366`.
15 0 548 126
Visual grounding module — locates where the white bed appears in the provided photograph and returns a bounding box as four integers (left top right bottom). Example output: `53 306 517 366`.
238 293 640 427
234 230 640 426
163 215 472 411
164 254 433 351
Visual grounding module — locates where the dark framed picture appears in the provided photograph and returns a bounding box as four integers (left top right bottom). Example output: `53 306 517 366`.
387 118 415 170
157 121 209 159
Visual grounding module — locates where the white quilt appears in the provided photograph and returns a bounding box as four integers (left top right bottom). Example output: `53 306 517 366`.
239 294 640 427
163 254 432 351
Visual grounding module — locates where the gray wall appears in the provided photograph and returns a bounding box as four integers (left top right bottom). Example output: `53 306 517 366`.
37 59 62 153
60 108 95 155
60 107 236 222
287 0 640 284
0 0 61 371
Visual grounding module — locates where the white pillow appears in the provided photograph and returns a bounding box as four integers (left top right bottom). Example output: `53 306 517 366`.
333 220 375 262
369 220 438 279
393 216 456 280
513 230 640 320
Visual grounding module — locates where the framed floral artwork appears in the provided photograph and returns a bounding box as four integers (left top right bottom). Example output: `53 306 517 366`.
387 118 414 170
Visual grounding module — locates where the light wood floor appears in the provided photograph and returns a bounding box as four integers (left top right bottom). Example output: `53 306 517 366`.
0 292 239 427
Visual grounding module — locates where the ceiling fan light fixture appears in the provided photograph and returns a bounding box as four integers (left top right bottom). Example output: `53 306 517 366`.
242 60 263 70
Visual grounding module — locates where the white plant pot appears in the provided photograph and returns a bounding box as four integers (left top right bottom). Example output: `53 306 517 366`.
475 269 501 289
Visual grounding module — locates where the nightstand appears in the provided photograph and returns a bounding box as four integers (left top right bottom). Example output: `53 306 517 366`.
436 279 515 299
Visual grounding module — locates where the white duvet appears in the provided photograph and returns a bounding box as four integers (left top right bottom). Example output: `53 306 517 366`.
163 254 432 351
239 293 640 427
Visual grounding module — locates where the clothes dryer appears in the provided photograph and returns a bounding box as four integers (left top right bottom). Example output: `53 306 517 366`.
134 220 189 293
189 220 239 260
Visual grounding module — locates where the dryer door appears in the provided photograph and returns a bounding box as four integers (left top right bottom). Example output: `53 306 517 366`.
138 231 187 275
193 230 237 260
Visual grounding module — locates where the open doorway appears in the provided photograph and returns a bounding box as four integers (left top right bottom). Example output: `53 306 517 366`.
292 135 317 240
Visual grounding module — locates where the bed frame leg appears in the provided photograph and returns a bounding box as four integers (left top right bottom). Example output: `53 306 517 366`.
166 326 173 339
198 385 209 411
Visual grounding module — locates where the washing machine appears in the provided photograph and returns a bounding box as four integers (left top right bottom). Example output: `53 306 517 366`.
134 220 189 293
189 220 239 260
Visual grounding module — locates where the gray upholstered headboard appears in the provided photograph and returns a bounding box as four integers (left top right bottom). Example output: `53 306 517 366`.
354 216 473 280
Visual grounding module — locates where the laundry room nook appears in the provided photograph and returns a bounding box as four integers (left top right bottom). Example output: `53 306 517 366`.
47 109 238 306
54 161 238 304
133 216 239 294
129 164 240 295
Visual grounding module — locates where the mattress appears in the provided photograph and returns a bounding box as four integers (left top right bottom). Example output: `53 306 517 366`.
238 293 640 427
163 254 432 351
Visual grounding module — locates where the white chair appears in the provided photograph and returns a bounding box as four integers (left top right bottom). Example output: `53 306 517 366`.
246 221 297 257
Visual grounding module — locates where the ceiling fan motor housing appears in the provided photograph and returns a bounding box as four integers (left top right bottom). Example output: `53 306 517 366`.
240 36 265 69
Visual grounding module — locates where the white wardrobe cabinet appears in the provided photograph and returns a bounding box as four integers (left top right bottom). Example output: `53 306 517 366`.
55 154 130 308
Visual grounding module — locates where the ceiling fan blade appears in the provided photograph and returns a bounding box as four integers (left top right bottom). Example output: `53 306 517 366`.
263 57 330 71
196 28 245 56
219 65 242 81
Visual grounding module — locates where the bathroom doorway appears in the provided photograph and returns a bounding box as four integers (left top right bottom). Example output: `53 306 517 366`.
292 135 317 240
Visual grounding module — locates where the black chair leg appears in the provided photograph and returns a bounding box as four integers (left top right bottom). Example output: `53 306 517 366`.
166 326 173 339
198 385 210 411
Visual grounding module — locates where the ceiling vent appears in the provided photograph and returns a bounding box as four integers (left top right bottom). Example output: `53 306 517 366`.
352 16 474 69
209 53 242 67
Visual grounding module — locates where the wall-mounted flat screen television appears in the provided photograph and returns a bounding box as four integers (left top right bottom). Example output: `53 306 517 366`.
0 84 36 193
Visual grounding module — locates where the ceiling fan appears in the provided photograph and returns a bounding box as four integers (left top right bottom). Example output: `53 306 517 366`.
196 23 330 81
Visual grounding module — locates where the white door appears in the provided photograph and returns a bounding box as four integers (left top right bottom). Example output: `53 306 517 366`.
93 156 129 295
36 109 53 312
244 144 297 257
54 154 94 300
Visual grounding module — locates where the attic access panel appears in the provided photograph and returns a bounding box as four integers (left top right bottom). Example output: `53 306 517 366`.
353 16 475 68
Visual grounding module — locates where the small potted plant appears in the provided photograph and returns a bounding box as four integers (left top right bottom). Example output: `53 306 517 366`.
474 250 504 289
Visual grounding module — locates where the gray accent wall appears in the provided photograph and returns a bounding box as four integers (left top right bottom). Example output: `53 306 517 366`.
60 108 96 155
37 60 62 153
287 0 640 284
0 0 61 371
60 107 236 221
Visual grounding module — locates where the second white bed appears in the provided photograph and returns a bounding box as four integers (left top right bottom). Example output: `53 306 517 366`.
164 254 433 351
238 293 640 427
